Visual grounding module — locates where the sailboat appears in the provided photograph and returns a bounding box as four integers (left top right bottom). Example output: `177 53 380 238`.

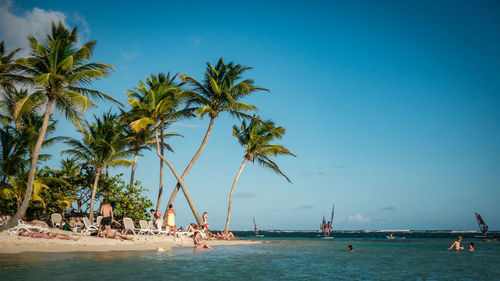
253 217 264 237
322 205 335 239
474 212 489 238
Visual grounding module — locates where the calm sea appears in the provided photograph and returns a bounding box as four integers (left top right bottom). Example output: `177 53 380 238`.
1 231 499 280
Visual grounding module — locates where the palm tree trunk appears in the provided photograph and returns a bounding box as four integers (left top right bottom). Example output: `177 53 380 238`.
105 165 109 179
155 124 164 213
129 151 139 186
1 99 54 230
163 117 215 221
154 127 203 225
88 167 102 222
223 158 248 234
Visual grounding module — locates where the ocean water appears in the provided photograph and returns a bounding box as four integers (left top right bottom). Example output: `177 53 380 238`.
1 232 499 280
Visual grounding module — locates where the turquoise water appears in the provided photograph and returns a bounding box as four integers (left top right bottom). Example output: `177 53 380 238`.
1 238 499 280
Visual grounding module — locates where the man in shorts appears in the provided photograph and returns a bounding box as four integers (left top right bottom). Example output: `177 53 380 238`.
97 199 114 237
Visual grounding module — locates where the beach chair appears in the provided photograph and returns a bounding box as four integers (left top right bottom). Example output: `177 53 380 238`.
122 217 140 235
96 216 103 227
138 220 155 235
175 231 194 238
51 213 63 228
82 217 98 234
149 221 167 235
8 220 49 235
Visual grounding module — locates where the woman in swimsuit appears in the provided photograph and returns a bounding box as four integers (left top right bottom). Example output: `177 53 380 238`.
193 231 212 249
103 228 133 240
202 212 210 231
19 230 78 241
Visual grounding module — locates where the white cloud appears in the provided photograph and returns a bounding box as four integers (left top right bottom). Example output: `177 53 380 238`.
348 214 371 223
0 1 87 54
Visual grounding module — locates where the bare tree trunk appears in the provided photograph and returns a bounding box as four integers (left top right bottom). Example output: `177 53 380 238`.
154 128 202 225
88 167 102 222
163 117 214 222
224 158 247 234
129 151 139 186
1 99 54 231
155 124 164 213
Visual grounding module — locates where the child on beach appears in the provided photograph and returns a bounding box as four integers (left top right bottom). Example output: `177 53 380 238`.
448 236 464 251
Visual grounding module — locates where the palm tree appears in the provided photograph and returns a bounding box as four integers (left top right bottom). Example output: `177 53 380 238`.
62 112 132 222
0 22 117 230
164 58 268 218
223 118 295 234
0 41 24 93
127 73 203 223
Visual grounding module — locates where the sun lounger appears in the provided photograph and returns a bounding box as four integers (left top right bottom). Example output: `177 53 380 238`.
138 220 155 235
82 217 98 234
122 217 140 235
148 221 167 235
8 220 49 235
51 213 63 228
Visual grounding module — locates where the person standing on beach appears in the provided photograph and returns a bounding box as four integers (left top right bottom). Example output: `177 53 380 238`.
448 236 464 251
150 209 163 231
202 212 210 231
97 199 113 237
167 204 177 236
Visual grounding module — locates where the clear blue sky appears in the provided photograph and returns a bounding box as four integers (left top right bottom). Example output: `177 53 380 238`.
1 0 499 230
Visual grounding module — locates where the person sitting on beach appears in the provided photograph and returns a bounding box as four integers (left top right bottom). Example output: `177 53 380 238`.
18 229 79 241
347 245 355 252
97 199 114 237
72 218 84 231
166 204 177 236
468 242 475 252
102 227 133 240
215 232 235 240
448 236 464 251
193 231 212 249
186 223 196 232
177 226 184 232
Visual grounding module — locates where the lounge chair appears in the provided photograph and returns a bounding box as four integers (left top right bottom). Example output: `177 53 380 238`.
138 220 155 235
148 221 167 235
82 217 98 235
96 216 103 227
8 220 49 235
122 217 140 235
50 213 63 228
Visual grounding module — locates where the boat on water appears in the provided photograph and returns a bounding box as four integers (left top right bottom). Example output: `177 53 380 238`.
474 212 489 238
320 205 334 239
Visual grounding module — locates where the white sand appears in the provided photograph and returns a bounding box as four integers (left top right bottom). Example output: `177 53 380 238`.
0 228 260 254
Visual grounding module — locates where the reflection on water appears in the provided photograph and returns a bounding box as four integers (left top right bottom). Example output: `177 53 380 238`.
1 239 499 280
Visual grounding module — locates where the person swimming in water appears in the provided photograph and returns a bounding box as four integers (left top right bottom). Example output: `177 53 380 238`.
448 236 464 251
347 245 355 252
468 242 475 252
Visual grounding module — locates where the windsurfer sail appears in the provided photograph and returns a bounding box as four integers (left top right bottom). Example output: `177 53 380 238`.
475 212 488 236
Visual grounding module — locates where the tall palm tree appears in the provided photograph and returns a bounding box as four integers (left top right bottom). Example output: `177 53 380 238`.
0 40 24 93
62 112 132 221
0 22 117 230
164 58 268 219
127 73 203 223
223 118 295 234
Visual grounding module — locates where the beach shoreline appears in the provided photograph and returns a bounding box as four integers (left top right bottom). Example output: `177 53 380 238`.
0 228 261 254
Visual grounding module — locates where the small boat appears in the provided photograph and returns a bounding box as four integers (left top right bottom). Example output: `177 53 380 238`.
474 212 489 238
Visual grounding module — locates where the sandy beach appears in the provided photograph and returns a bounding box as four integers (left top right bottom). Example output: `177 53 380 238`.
0 228 260 254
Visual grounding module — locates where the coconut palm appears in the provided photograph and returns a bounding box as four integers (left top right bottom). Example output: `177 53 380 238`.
0 22 117 230
0 172 68 209
223 118 295 234
0 41 24 93
62 112 132 221
127 73 203 223
164 58 268 218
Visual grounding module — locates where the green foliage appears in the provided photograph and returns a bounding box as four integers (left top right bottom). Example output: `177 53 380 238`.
103 174 153 222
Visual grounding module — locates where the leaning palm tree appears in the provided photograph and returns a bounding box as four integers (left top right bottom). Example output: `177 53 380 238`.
223 117 295 234
0 22 117 230
128 73 203 224
164 58 268 219
62 112 132 222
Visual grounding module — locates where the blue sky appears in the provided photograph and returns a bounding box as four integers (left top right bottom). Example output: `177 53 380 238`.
1 0 499 230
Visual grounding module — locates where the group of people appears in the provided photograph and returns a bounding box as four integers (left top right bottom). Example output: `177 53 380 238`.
149 204 177 235
97 199 133 240
448 236 475 252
